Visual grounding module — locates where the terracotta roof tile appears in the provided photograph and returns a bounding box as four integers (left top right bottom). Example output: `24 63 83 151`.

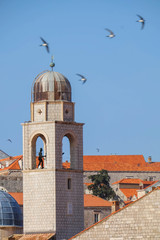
9 193 112 208
68 155 160 172
9 192 23 205
2 154 160 172
0 155 23 171
84 183 92 186
0 155 22 162
112 178 156 185
120 188 138 198
84 194 112 207
62 160 70 169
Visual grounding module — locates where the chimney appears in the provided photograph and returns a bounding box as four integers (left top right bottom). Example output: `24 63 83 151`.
148 156 152 163
112 201 119 213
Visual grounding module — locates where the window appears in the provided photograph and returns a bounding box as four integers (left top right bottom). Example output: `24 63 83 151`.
94 213 99 223
148 176 155 181
67 202 73 215
68 178 71 190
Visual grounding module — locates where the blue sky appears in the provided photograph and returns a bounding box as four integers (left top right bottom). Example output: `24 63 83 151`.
1 0 160 162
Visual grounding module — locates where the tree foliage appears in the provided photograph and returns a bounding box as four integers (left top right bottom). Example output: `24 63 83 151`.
88 169 116 200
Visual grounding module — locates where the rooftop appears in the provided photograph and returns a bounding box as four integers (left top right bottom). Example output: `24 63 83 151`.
84 194 112 207
112 178 156 185
0 190 23 227
1 154 160 173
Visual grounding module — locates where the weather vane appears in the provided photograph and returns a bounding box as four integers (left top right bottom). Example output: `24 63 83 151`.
50 55 55 71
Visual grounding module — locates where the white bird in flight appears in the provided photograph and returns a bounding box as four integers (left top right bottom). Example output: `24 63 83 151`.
136 15 145 30
40 37 50 53
105 28 115 38
76 74 87 84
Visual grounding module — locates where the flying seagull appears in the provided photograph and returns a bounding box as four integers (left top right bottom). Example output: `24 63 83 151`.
136 15 145 29
40 37 50 53
7 139 12 143
105 28 115 38
76 74 87 84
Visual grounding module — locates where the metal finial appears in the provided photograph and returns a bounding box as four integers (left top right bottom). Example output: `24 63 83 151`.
50 55 55 71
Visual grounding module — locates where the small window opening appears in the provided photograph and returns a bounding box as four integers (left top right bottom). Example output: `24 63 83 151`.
148 176 154 181
67 202 73 215
68 178 71 189
94 213 99 223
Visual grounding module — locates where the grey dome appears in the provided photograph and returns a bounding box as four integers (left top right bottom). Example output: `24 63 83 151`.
32 70 71 102
0 191 23 226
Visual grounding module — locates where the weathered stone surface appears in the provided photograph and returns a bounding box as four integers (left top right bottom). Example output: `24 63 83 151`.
70 188 160 240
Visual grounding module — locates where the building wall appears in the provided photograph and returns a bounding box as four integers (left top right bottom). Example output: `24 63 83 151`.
0 176 22 192
84 207 111 229
23 170 56 234
84 171 160 184
56 170 84 240
70 188 160 240
23 103 84 239
55 121 84 240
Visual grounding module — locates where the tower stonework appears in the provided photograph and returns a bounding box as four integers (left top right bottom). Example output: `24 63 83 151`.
22 70 84 239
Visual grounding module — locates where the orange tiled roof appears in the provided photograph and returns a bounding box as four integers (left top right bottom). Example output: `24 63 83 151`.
112 178 156 185
84 194 112 207
1 154 160 172
62 160 70 169
64 155 160 172
0 155 23 171
9 192 23 205
0 155 22 162
143 180 159 190
84 183 92 186
120 188 138 198
9 193 112 208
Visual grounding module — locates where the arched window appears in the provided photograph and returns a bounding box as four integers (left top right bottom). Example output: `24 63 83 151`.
31 133 47 169
62 136 70 166
61 133 78 170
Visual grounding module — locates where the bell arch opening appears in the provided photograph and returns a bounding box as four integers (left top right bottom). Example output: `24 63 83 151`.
62 136 70 165
62 132 78 170
31 133 47 169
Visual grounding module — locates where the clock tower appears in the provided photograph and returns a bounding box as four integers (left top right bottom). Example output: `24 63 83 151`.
22 62 84 240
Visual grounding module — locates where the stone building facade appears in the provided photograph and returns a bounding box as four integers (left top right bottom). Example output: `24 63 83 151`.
22 69 84 240
84 194 112 229
69 187 160 240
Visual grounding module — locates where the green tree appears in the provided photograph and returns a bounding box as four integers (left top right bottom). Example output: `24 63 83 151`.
88 169 116 200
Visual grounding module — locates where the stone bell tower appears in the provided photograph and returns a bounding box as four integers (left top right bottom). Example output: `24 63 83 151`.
22 61 84 240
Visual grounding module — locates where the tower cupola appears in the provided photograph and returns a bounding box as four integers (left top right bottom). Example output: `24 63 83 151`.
32 71 71 102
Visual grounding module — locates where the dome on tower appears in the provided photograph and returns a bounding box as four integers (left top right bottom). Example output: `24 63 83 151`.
0 191 23 227
32 70 71 102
